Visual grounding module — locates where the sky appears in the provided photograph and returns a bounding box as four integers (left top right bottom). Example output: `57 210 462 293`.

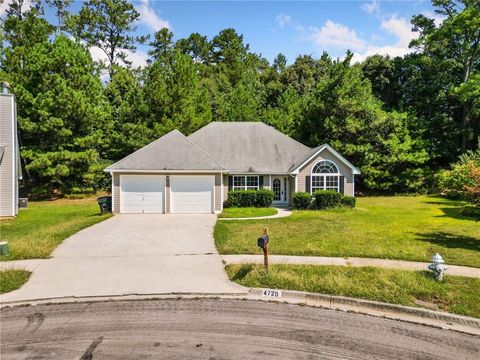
1 0 444 67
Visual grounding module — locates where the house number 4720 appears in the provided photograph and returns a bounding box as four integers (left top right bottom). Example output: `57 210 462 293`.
262 289 282 298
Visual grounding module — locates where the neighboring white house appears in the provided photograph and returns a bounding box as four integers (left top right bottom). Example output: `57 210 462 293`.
0 85 22 217
105 122 360 215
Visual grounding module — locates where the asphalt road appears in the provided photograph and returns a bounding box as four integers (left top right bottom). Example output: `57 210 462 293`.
1 299 478 360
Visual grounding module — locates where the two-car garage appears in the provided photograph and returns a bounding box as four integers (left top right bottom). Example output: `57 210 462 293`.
119 174 215 214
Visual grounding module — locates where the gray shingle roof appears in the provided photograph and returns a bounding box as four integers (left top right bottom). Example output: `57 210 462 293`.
289 144 361 174
105 129 225 171
188 122 311 173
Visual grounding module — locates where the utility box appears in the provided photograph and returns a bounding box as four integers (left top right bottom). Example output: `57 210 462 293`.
18 198 28 208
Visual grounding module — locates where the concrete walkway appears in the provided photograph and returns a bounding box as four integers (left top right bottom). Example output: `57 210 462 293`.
222 255 480 278
218 207 292 221
1 215 246 304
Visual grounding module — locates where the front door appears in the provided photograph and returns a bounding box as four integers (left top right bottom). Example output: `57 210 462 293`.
272 176 288 205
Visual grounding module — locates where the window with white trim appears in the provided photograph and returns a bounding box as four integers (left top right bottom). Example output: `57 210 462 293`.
311 160 340 193
233 175 259 190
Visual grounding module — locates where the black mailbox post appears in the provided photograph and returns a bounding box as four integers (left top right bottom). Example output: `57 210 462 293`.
258 227 269 272
257 234 269 249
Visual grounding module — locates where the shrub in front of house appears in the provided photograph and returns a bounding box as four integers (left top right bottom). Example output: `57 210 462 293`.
292 192 313 209
227 189 274 207
340 195 356 208
313 190 343 209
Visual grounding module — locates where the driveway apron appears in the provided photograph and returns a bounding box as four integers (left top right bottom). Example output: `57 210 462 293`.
1 215 245 303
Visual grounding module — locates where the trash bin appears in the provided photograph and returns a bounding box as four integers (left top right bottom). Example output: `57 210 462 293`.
0 241 9 256
97 196 112 214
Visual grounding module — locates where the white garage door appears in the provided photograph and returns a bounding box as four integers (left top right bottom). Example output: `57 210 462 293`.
171 175 214 214
120 175 165 214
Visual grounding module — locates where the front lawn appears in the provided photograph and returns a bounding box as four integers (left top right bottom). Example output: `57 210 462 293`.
0 269 31 293
0 199 112 261
218 207 277 218
226 264 480 318
215 196 480 268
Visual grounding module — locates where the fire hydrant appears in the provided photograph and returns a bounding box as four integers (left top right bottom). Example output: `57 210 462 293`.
428 253 448 281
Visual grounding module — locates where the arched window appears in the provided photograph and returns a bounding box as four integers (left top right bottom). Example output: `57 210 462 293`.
312 160 338 174
311 160 340 193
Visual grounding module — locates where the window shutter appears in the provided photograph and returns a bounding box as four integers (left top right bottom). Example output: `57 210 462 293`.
259 176 264 189
306 175 311 193
339 176 345 194
228 176 233 191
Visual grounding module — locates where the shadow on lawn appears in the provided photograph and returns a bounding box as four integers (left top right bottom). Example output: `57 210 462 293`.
416 232 480 252
230 264 254 281
436 206 480 221
422 197 480 221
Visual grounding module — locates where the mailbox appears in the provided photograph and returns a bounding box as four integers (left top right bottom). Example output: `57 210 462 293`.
257 234 269 249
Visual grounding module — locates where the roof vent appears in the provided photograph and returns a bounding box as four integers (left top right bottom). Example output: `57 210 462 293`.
2 82 10 94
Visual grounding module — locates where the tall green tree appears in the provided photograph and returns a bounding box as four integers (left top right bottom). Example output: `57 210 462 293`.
45 0 73 34
104 66 148 160
411 0 480 151
300 55 429 192
360 55 400 110
3 2 111 193
175 32 211 64
68 0 144 78
143 53 212 137
148 27 174 64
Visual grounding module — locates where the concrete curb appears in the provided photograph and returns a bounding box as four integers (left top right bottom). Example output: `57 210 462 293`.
247 288 480 330
1 288 479 335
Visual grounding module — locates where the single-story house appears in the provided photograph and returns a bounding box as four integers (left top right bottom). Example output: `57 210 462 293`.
105 122 360 214
0 88 22 217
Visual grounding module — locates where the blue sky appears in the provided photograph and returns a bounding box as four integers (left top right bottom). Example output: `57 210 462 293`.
2 0 442 66
131 0 437 63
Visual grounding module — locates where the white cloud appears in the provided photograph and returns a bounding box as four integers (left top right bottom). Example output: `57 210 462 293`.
136 0 171 32
308 20 367 51
0 0 32 16
380 15 415 47
361 0 380 15
89 46 148 69
352 15 418 63
276 13 291 28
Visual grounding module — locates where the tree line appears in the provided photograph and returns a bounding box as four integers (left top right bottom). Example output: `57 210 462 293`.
0 0 478 196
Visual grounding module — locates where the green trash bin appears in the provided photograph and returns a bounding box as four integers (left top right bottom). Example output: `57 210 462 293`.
0 241 9 256
97 196 112 214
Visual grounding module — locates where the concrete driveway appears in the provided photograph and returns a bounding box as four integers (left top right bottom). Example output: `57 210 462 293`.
0 215 246 303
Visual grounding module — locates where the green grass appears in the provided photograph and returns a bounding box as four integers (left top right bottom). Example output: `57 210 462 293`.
0 199 112 261
0 269 31 293
215 196 480 268
218 207 278 218
226 264 480 318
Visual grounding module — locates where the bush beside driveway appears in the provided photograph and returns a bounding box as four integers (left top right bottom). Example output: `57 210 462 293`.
215 196 480 268
0 199 112 261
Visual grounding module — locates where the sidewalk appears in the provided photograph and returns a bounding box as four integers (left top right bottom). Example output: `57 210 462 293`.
222 254 480 278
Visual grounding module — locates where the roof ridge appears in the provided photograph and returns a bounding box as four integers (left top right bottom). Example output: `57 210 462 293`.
183 133 226 170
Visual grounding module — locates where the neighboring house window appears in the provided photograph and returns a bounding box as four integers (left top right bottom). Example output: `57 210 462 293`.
233 175 259 190
311 160 340 193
